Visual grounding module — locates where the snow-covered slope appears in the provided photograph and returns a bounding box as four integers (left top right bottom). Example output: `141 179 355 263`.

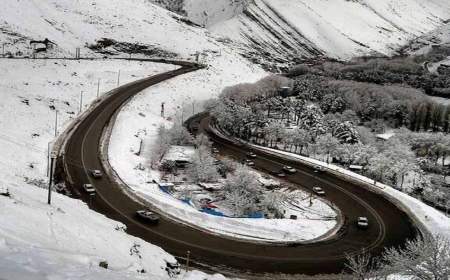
0 0 240 60
180 0 450 60
0 0 264 279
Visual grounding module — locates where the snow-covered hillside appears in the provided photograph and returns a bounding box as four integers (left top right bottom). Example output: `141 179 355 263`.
178 0 450 61
0 0 264 279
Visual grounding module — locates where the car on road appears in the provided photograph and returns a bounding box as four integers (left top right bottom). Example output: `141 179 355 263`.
91 169 103 178
136 210 160 224
270 170 286 177
243 159 255 166
83 183 96 194
313 187 325 196
314 165 325 173
357 217 369 229
246 152 257 159
283 165 297 174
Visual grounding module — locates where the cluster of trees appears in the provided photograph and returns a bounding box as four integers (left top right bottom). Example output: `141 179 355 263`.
289 49 450 98
292 75 450 133
346 234 450 280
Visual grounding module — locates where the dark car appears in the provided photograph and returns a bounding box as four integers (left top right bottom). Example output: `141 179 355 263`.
270 170 286 177
136 210 160 224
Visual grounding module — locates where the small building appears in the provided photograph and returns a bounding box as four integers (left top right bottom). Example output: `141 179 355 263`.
349 165 364 172
162 145 195 168
375 132 395 141
30 38 56 53
198 183 223 192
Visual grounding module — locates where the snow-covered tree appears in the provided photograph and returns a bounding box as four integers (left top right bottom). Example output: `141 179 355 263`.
292 128 311 155
187 146 219 183
150 125 171 168
262 192 286 218
263 121 282 147
223 166 261 216
169 122 193 146
314 133 340 163
194 133 212 149
217 158 237 177
297 104 327 137
332 121 360 144
383 235 450 280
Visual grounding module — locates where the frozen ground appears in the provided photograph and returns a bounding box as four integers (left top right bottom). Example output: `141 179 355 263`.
0 59 229 279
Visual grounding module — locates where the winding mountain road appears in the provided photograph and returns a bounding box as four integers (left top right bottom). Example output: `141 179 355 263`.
59 64 418 276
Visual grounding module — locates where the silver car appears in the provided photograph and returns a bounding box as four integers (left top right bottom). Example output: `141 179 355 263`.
83 183 96 194
283 165 297 174
91 169 103 178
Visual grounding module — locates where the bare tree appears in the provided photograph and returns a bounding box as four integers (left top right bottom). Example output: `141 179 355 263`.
345 251 384 280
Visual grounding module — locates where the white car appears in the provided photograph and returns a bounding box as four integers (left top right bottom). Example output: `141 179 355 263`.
243 159 255 166
91 169 103 178
357 217 369 229
313 187 325 196
283 165 297 174
83 183 96 194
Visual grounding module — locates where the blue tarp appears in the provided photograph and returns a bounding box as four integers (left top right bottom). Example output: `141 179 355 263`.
247 212 264 219
158 185 171 194
200 207 225 217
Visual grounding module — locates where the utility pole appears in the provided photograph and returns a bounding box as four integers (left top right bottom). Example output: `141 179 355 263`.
97 78 101 98
117 70 121 87
48 152 57 205
2 43 5 57
192 101 195 115
185 250 191 272
54 110 58 137
79 91 83 113
47 142 51 177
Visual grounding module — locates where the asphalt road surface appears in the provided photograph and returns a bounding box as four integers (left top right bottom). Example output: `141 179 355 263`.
61 66 418 276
